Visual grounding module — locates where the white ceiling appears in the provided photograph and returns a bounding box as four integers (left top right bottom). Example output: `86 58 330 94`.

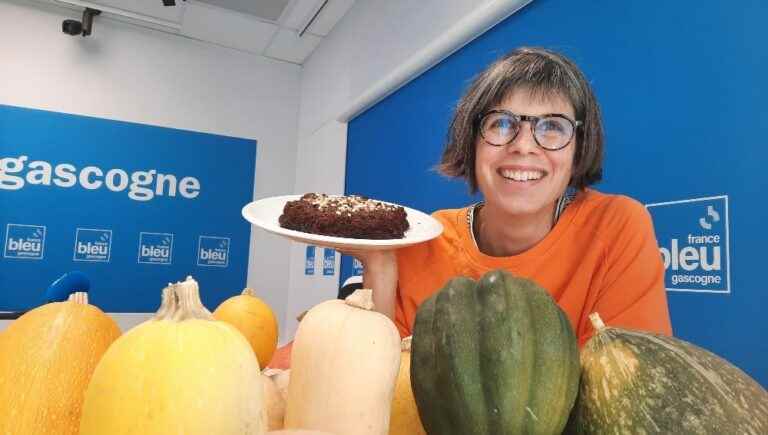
198 0 292 22
51 0 357 64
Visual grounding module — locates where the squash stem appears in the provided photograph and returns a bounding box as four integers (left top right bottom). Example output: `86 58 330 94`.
153 285 176 320
402 336 413 352
68 292 88 305
242 288 257 297
344 288 375 310
172 276 213 321
588 312 607 331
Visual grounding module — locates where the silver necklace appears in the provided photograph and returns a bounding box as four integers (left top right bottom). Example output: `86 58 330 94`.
468 187 577 250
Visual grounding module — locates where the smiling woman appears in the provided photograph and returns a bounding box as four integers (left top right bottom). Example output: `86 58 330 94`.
347 47 672 346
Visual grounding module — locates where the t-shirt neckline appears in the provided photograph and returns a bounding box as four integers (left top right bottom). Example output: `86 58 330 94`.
459 190 590 268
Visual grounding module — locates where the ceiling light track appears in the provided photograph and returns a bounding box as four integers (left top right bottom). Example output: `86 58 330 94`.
298 0 328 38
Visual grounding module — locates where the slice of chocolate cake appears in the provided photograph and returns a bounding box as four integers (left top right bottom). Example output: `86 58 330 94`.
279 193 409 239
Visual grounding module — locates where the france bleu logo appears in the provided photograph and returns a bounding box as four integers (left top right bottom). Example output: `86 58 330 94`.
305 246 316 275
646 195 730 293
353 257 364 276
4 224 46 260
197 236 229 267
138 232 174 265
323 248 336 276
73 228 112 262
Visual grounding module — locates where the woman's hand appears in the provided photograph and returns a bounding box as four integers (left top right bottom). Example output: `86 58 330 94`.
339 249 398 320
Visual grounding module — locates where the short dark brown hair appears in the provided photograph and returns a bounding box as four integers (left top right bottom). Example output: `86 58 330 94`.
438 47 604 193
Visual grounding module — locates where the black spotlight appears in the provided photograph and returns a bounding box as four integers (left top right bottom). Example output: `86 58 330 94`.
61 19 82 36
162 0 186 6
62 8 101 37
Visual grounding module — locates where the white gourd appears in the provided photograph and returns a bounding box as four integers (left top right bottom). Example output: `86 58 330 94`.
285 289 401 435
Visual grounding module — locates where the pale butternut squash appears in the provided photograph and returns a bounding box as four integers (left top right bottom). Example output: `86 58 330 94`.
214 288 279 367
264 368 291 401
263 370 287 430
285 289 401 435
79 277 265 435
0 292 120 435
389 336 426 435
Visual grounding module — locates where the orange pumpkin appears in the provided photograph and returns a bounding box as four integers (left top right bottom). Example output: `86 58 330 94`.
214 288 279 368
0 292 121 434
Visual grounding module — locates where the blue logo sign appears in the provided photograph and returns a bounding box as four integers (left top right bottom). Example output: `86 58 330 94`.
137 232 174 265
323 248 336 276
305 245 316 275
197 236 229 267
646 195 730 293
73 228 112 262
353 257 364 276
4 224 46 260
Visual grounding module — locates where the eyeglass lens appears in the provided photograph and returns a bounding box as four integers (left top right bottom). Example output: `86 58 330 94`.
481 113 575 150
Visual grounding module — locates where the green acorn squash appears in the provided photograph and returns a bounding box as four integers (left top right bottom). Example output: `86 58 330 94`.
410 270 580 435
566 313 768 434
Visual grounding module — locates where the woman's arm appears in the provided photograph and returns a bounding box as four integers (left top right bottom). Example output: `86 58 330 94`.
585 197 672 344
363 250 398 320
341 249 399 320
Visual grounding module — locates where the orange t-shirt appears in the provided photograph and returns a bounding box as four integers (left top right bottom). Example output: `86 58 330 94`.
267 340 293 369
394 189 672 346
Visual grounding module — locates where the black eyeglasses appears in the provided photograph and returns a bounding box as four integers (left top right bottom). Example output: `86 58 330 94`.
478 110 582 151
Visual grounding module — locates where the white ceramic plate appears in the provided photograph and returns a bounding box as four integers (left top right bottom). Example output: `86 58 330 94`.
242 195 444 251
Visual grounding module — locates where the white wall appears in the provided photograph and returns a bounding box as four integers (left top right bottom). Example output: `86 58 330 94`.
282 120 348 341
0 0 530 343
282 0 529 341
0 0 301 334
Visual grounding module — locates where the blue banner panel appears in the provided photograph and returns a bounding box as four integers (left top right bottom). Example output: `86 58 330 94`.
0 104 256 313
343 0 767 387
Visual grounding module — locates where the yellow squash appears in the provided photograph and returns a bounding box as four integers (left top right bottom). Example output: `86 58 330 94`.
214 287 279 367
79 277 265 435
389 336 426 435
0 292 121 435
267 431 336 435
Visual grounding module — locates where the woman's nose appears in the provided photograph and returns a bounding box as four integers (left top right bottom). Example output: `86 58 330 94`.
505 121 539 154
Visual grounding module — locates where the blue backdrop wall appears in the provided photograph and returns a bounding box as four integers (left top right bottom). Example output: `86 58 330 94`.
342 0 767 386
0 105 255 312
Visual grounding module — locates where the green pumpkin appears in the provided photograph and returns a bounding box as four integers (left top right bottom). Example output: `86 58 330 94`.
566 313 768 435
410 269 580 435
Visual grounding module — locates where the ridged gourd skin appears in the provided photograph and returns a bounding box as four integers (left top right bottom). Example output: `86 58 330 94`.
214 288 279 368
79 278 265 435
389 337 426 435
411 270 580 435
285 289 401 435
0 294 121 435
566 314 768 435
